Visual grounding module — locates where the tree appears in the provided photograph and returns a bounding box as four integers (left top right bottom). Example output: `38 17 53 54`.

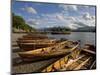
12 13 36 32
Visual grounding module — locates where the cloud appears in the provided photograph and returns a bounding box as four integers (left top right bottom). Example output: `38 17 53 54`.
22 7 37 14
27 19 35 25
26 5 95 29
71 5 78 11
56 14 65 21
27 11 95 29
26 19 39 26
73 21 89 27
74 14 95 27
56 12 95 28
83 13 92 20
65 17 76 21
59 5 78 11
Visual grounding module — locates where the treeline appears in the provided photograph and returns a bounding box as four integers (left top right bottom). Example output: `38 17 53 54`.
43 26 71 32
12 13 36 32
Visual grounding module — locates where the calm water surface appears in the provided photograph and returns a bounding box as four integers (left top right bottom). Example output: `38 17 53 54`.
47 32 96 46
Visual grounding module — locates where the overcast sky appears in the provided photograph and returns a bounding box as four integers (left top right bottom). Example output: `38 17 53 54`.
12 1 96 29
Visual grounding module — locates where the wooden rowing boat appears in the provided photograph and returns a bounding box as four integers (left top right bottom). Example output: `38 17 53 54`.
82 44 96 55
22 34 48 38
17 39 57 43
22 36 48 39
18 42 55 51
82 49 96 55
41 46 96 72
17 39 59 51
83 44 96 51
18 41 79 61
17 39 64 51
18 34 48 40
18 37 48 40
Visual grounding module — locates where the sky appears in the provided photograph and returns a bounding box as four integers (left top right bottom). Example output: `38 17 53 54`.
12 0 96 29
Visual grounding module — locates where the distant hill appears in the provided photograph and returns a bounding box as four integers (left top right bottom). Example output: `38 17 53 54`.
72 26 96 32
38 26 96 32
38 26 71 32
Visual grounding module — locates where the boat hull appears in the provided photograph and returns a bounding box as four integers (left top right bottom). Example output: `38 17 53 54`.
18 43 55 51
18 42 79 61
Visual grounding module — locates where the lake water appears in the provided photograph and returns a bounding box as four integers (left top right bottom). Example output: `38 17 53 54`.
47 32 96 46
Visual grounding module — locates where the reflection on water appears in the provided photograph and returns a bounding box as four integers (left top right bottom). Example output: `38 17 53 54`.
47 32 96 46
